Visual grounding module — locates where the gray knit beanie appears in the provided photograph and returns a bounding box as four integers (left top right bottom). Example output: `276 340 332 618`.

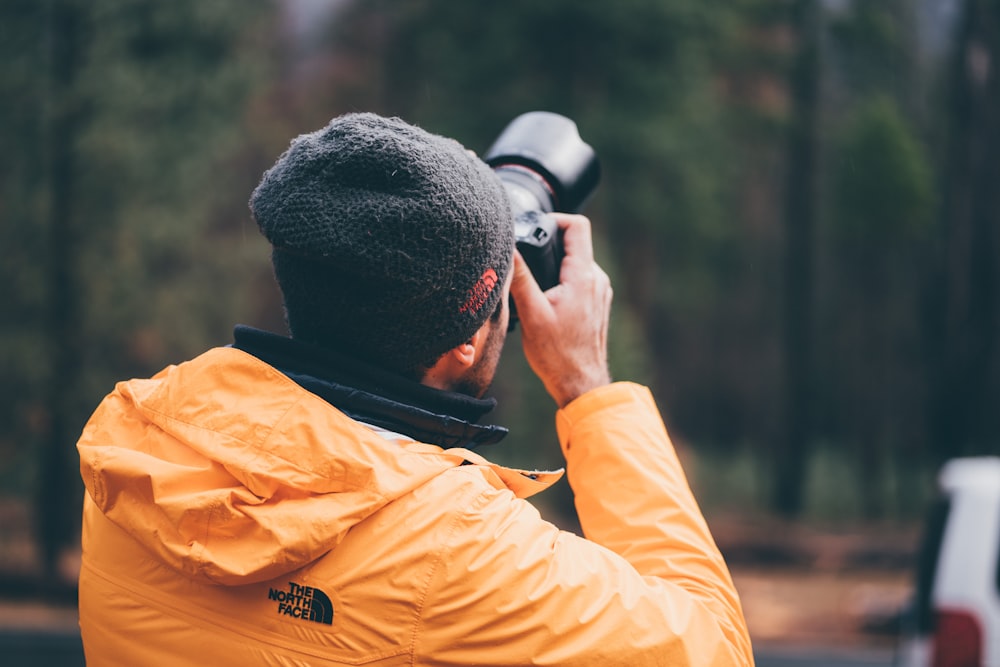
249 113 514 373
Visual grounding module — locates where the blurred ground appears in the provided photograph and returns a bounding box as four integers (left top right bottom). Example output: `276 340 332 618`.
0 498 918 650
715 513 917 649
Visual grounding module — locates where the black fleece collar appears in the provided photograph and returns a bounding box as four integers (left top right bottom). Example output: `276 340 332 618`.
232 325 508 449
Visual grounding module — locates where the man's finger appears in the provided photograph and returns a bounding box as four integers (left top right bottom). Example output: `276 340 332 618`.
510 250 553 325
554 213 594 264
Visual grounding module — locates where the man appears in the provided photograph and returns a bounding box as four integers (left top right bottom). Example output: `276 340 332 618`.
76 113 754 666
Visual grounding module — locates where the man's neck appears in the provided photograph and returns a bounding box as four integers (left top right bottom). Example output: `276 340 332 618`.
231 325 508 449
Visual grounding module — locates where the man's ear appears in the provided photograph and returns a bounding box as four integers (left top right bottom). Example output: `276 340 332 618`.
421 324 488 390
450 339 476 368
453 323 490 368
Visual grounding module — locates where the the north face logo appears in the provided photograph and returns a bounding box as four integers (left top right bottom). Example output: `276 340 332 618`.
268 581 333 625
459 268 499 315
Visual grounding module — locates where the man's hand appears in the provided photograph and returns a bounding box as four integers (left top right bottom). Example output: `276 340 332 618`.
510 213 612 408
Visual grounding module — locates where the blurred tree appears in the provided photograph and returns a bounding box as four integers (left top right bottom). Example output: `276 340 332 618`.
772 0 821 518
0 0 92 578
929 0 1000 462
826 97 933 517
813 0 934 516
0 0 278 578
41 0 91 581
813 0 935 518
0 0 90 576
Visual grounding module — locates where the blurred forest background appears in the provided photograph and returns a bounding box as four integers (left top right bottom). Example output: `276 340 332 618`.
1 0 998 598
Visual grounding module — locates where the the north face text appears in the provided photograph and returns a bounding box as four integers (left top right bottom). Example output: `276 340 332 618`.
268 581 334 625
459 268 498 315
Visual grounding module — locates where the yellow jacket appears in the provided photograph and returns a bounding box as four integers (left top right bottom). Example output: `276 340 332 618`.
77 347 753 666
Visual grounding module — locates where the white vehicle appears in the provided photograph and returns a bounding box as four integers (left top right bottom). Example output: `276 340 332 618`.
897 457 1000 667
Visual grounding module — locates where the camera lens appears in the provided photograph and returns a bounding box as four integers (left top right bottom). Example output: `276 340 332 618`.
484 112 600 325
484 111 600 215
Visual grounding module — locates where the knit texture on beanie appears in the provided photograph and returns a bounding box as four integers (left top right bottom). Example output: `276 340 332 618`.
250 113 514 373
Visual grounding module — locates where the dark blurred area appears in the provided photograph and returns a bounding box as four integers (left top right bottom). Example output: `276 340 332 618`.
1 0 998 652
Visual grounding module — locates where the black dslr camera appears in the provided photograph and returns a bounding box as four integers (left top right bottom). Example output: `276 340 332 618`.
484 112 600 326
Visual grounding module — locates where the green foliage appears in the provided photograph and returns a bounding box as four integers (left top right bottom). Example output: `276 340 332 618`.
831 96 934 243
0 1 279 491
74 1 278 374
0 4 57 490
816 93 937 516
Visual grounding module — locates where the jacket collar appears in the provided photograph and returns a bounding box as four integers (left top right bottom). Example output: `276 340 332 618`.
232 325 508 449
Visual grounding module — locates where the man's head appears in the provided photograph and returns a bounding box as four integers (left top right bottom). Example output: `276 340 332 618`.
249 113 515 388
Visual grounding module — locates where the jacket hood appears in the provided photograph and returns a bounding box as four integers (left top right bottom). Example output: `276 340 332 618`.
77 347 560 586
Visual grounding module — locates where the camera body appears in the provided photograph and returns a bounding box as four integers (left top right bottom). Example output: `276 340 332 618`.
484 112 600 300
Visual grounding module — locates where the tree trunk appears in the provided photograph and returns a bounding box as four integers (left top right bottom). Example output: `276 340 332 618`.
773 0 821 517
38 0 88 577
931 0 1000 463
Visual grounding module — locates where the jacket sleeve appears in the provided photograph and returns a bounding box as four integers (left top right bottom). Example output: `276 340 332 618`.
415 382 753 667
